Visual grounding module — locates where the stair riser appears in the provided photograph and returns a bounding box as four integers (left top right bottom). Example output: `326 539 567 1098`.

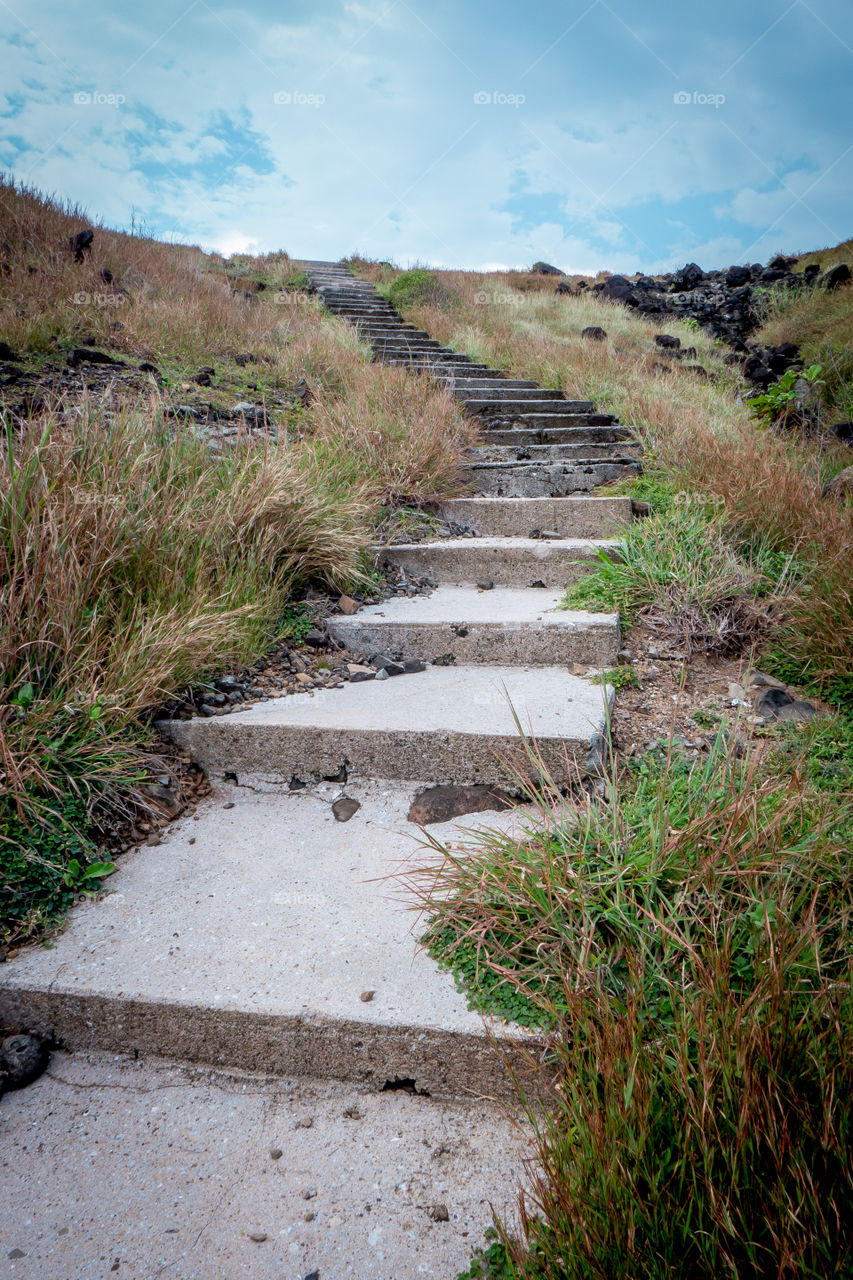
485 426 627 443
466 400 593 414
469 461 640 496
470 444 641 463
457 389 570 403
328 618 619 665
167 719 593 789
380 543 608 588
0 989 525 1101
434 496 632 538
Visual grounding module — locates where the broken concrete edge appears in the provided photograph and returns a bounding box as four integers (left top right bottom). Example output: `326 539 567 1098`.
155 724 611 790
0 989 551 1104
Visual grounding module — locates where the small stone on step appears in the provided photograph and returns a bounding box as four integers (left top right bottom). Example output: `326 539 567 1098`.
337 594 359 615
332 796 361 822
269 1147 283 1160
360 990 375 1002
428 1204 450 1222
247 1231 268 1243
477 580 494 591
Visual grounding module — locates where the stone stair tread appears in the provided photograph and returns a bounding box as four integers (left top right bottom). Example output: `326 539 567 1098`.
329 586 618 664
333 584 612 625
0 782 544 1099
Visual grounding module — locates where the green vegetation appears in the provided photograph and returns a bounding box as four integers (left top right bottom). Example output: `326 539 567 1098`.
386 267 448 311
747 363 825 427
416 732 853 1278
563 486 798 654
0 179 474 943
591 665 639 691
389 265 852 702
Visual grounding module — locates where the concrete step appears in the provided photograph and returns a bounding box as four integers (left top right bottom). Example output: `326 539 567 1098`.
379 536 616 588
485 425 628 444
469 459 640 496
0 782 549 1099
465 398 594 415
439 378 542 391
0 1049 527 1280
368 332 440 342
328 586 619 665
482 411 617 430
469 442 641 463
456 388 569 404
371 340 445 351
435 494 632 538
161 664 609 787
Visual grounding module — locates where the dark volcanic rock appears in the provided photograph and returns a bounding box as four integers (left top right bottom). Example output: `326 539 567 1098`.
69 228 94 262
0 1034 49 1089
407 784 514 825
821 263 850 290
530 261 564 276
581 326 607 341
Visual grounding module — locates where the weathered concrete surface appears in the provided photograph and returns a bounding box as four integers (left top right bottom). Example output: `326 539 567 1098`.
435 495 631 538
329 586 618 665
380 535 618 587
0 1051 528 1280
468 460 640 496
160 665 610 786
0 783 546 1099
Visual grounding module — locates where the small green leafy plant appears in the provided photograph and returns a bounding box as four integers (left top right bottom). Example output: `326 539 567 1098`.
747 363 824 426
591 665 639 691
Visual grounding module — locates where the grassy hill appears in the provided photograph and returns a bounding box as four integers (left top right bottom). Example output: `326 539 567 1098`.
0 180 473 943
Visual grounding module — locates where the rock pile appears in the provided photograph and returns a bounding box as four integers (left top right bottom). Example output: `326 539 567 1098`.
565 254 850 352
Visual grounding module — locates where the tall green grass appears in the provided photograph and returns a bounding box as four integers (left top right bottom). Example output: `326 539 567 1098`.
0 403 369 940
410 732 853 1278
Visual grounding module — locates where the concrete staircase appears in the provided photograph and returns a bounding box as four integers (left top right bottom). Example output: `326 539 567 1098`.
0 259 637 1280
301 259 641 500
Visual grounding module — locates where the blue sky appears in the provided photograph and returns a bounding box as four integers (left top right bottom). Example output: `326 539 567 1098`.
1 0 851 271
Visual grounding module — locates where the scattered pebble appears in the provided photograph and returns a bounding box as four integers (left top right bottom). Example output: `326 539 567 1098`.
360 990 375 1003
428 1203 450 1222
332 797 361 822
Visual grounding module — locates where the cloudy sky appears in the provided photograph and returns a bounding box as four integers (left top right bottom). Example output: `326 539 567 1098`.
1 0 851 272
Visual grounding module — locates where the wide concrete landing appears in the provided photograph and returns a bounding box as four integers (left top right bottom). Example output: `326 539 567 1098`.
0 783 546 1099
0 1051 527 1280
161 664 610 785
381 536 617 588
328 586 618 665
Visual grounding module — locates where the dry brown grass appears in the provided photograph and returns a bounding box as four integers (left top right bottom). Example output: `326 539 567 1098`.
387 271 853 696
0 401 370 807
305 360 477 505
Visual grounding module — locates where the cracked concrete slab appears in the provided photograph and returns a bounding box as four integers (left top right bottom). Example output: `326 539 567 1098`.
0 782 548 1099
0 1051 528 1280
